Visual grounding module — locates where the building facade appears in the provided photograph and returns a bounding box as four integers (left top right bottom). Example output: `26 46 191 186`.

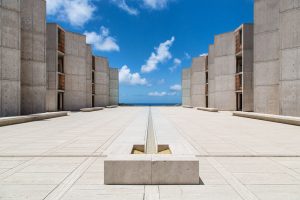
0 0 21 117
109 68 119 106
94 56 110 107
181 68 191 106
254 0 300 117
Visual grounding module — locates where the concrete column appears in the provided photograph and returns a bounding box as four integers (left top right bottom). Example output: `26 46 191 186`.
86 45 92 108
191 56 207 107
20 0 47 115
208 45 215 108
0 0 21 117
279 1 300 117
109 68 119 105
64 31 87 111
254 0 280 115
94 56 110 107
214 32 236 111
182 68 191 106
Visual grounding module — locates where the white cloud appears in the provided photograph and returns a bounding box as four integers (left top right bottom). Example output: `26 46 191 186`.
143 0 169 10
84 26 120 52
111 0 139 15
169 58 181 72
170 84 182 91
148 91 177 97
46 0 95 27
141 37 175 73
119 65 148 86
184 52 191 60
199 53 208 57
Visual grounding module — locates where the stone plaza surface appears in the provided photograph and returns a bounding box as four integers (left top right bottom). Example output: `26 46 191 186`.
0 107 300 199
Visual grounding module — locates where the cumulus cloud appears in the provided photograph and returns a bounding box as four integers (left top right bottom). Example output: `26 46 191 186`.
170 84 182 91
141 37 175 73
148 91 177 97
169 58 182 72
143 0 170 10
46 0 95 27
119 65 148 86
84 26 120 52
111 0 139 15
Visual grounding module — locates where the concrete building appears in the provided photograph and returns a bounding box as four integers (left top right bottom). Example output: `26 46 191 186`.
46 24 66 112
254 0 300 117
109 68 119 105
0 0 21 117
190 55 208 107
20 0 47 115
181 68 191 106
208 45 215 108
93 56 110 107
86 45 93 108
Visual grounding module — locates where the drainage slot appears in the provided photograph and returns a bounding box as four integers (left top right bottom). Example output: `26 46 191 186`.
131 145 172 155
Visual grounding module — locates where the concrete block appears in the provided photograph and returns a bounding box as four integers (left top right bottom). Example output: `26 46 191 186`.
1 8 20 49
80 107 104 112
32 0 46 34
280 80 300 117
254 60 280 86
254 30 279 62
214 32 235 57
233 111 300 126
197 107 218 112
191 94 205 107
1 47 20 80
254 0 280 34
21 31 32 60
21 86 46 115
95 95 109 107
1 80 20 117
254 85 280 115
182 69 191 80
215 91 236 111
2 0 20 11
32 62 46 86
280 8 300 49
104 155 152 185
215 75 235 92
46 90 57 112
151 155 199 185
280 48 300 80
33 33 46 61
280 0 300 13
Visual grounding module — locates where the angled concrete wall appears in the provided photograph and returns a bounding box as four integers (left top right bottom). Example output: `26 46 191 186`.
191 56 207 107
182 68 191 106
20 0 46 115
0 0 21 117
242 24 254 112
46 23 58 112
86 45 92 108
254 0 280 115
208 45 215 108
109 68 119 105
214 32 236 110
64 31 87 111
279 2 300 117
94 56 110 107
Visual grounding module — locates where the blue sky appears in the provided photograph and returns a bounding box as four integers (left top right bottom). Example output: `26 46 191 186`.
46 0 254 104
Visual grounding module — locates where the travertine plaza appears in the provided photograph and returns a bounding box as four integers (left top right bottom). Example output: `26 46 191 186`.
1 0 300 199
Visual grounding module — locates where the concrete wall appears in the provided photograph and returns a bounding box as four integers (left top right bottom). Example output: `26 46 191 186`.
214 32 236 110
64 31 87 111
20 0 46 115
191 56 207 107
208 45 215 108
46 24 58 112
242 24 254 112
279 1 300 117
109 68 119 105
94 56 110 107
182 68 191 106
0 0 21 117
254 0 280 115
86 45 92 108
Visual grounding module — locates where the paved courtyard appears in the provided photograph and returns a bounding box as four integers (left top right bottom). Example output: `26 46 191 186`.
0 107 300 200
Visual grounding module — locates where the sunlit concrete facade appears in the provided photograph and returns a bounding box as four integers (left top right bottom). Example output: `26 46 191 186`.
94 56 110 107
181 68 191 106
20 0 47 115
0 1 21 117
254 0 300 117
109 68 119 105
190 55 208 107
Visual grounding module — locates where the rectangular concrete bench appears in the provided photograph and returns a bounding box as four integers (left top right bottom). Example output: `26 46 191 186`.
0 112 69 127
233 111 300 126
106 105 119 108
104 155 199 185
80 107 104 112
182 105 193 109
197 107 218 112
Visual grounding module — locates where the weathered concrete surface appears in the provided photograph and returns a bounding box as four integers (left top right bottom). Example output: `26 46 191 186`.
20 0 47 115
233 111 300 126
0 111 68 127
86 45 92 108
182 68 191 106
254 0 280 115
208 45 215 108
94 56 110 107
0 1 21 117
0 107 300 199
64 31 87 111
197 107 218 112
214 32 236 111
191 56 207 107
109 68 119 105
80 107 104 112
